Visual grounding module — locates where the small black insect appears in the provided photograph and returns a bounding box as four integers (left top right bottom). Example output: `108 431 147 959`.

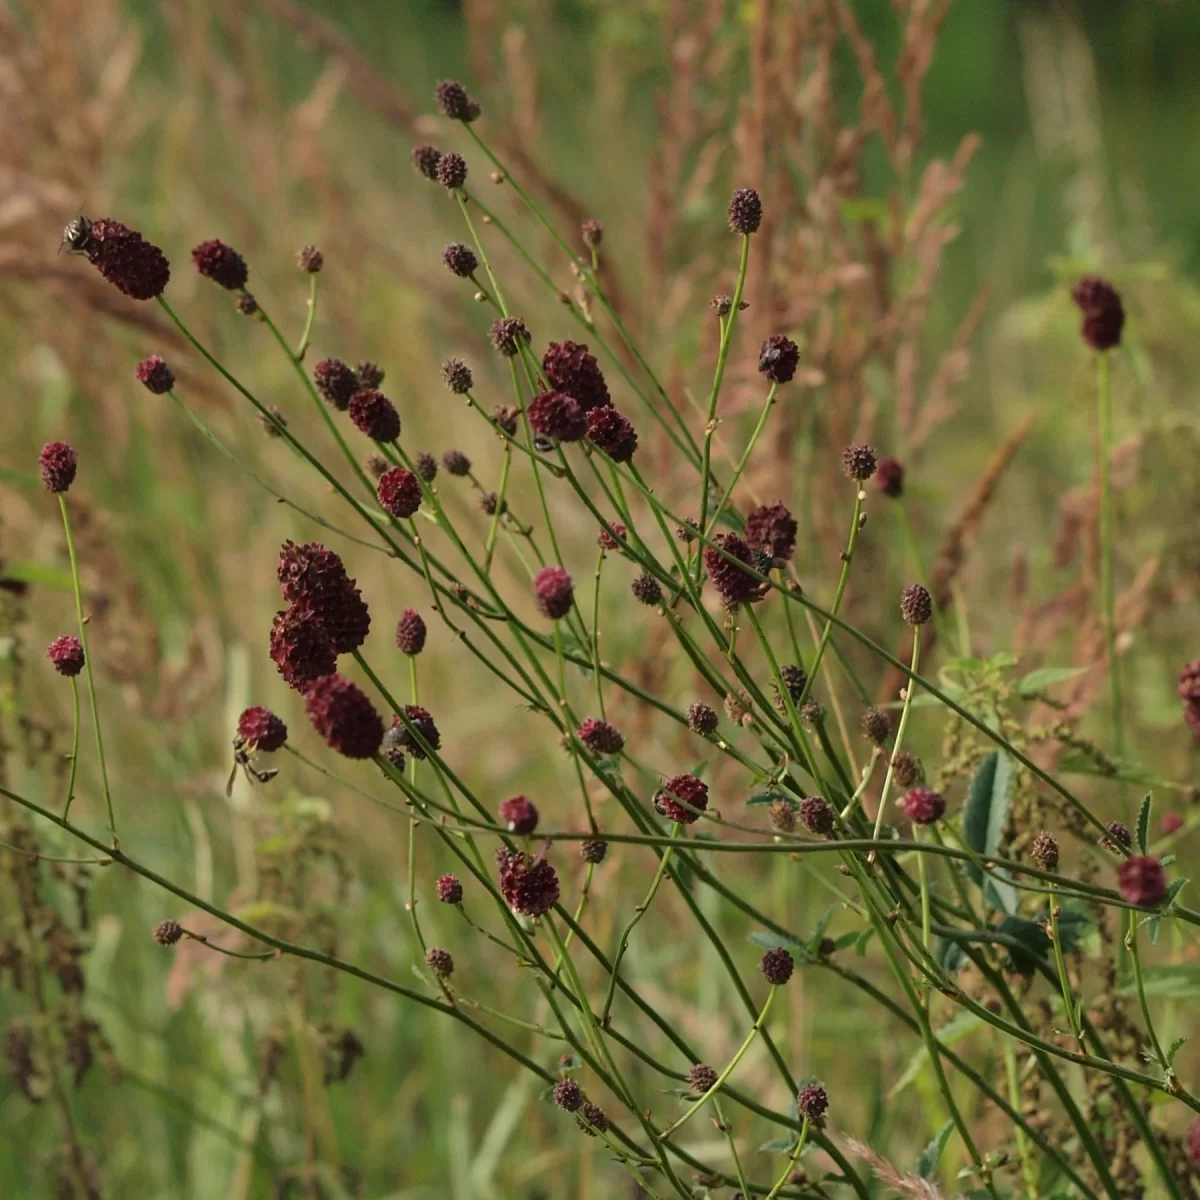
225 734 279 797
59 215 94 256
758 343 783 373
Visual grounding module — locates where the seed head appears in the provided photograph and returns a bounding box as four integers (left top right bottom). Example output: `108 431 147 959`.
554 1079 584 1111
411 143 442 180
728 187 762 234
258 406 287 437
395 609 427 656
435 151 468 189
298 245 324 273
891 751 922 788
1030 832 1059 872
425 946 454 979
415 452 438 482
376 467 422 518
442 242 478 278
577 1101 608 1135
1117 855 1166 908
769 799 796 834
237 706 287 752
1072 277 1125 352
860 708 890 746
632 573 662 607
842 443 878 482
760 947 794 985
499 795 540 835
269 603 338 690
435 79 481 122
305 674 384 759
597 522 626 552
528 390 587 443
191 239 249 290
580 838 608 864
533 565 574 620
441 358 473 394
780 665 807 702
688 1064 717 1094
153 920 183 946
496 848 560 918
704 533 763 605
313 359 360 411
82 217 170 300
542 340 611 411
724 691 750 726
349 388 401 443
799 796 834 835
1102 820 1132 852
654 773 708 824
585 405 638 463
577 717 624 755
135 355 175 394
758 335 800 383
442 449 472 476
581 219 603 248
900 583 933 627
356 362 385 389
46 635 85 677
237 292 259 315
745 503 797 563
687 702 719 736
875 457 904 498
39 442 78 493
436 874 463 904
392 705 441 760
711 294 732 316
903 786 945 825
492 405 519 436
796 1082 828 1125
489 316 530 357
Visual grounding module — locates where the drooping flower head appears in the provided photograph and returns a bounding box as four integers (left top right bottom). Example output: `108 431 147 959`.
654 773 708 824
135 355 175 394
304 674 384 759
191 239 249 290
82 218 170 300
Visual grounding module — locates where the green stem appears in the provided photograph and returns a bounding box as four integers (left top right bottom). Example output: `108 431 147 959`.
1096 351 1123 763
295 272 318 361
62 676 80 820
872 627 921 837
58 494 116 846
1048 882 1083 1043
484 441 511 570
1127 909 1170 1075
764 1118 809 1200
703 382 778 537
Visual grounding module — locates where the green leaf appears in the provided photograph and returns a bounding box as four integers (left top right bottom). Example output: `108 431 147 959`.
806 907 835 955
853 927 874 956
888 1012 982 1097
1118 965 1200 998
917 1119 954 1179
748 930 806 953
758 1135 798 1153
1136 794 1152 855
1167 1037 1188 1066
746 790 787 808
962 752 1017 912
1015 666 1087 697
0 561 75 591
1148 877 1189 943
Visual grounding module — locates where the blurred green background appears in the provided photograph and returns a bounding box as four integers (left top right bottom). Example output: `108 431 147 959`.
2 0 1200 1196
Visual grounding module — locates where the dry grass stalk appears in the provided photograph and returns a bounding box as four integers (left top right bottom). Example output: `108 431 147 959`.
839 1135 950 1199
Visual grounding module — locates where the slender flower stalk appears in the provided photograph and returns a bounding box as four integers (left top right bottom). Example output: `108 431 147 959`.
1048 882 1083 1044
1095 351 1124 766
295 271 318 361
1127 909 1171 1076
704 381 777 537
763 1117 810 1200
872 629 921 837
62 676 80 819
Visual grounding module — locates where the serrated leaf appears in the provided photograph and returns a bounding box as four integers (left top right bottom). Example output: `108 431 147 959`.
917 1119 954 1179
1148 877 1188 942
963 752 1018 912
1168 1036 1188 1065
1119 965 1200 998
748 930 806 952
1137 794 1152 855
1015 666 1087 697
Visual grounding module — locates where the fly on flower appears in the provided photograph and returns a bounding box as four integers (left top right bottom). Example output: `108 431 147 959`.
226 734 279 797
59 214 93 256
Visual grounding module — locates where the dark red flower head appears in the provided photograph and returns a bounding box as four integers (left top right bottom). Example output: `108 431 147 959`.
688 1064 717 1094
304 674 384 759
631 573 662 607
655 773 708 824
435 151 468 190
842 443 878 482
528 391 587 443
597 522 626 551
499 795 540 835
425 946 454 978
435 79 481 123
349 389 401 443
442 449 471 477
1117 855 1166 908
1030 832 1059 872
533 566 574 620
83 218 170 300
577 1101 607 1135
903 786 945 825
496 848 560 917
900 583 933 627
758 335 799 383
490 317 530 358
728 187 762 234
47 635 85 677
542 340 611 411
861 708 891 745
875 457 904 498
799 796 834 835
1071 277 1125 351
442 242 478 278
1179 660 1200 704
39 442 78 493
153 920 183 946
587 406 638 462
760 946 794 985
269 603 338 690
377 467 422 518
745 503 797 563
392 705 440 760
298 245 324 273
191 239 248 290
554 1079 584 1111
704 533 763 605
796 1082 828 1125
436 874 463 904
581 838 608 863
577 717 624 755
314 359 360 411
395 609 427 656
135 355 175 394
237 706 287 752
276 541 370 655
411 144 442 180
492 405 519 436
686 702 719 735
